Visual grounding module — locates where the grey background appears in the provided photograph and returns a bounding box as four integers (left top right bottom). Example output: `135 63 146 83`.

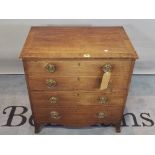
0 19 155 74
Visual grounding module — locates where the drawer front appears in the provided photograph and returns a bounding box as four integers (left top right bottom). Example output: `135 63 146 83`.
34 106 123 127
24 60 132 76
31 91 126 107
28 75 129 91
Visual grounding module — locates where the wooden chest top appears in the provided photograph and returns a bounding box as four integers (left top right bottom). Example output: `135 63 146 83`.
20 26 138 59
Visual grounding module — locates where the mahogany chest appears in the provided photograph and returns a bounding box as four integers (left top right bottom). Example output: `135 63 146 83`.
20 26 138 133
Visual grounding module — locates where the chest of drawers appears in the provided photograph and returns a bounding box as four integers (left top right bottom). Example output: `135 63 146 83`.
20 26 138 133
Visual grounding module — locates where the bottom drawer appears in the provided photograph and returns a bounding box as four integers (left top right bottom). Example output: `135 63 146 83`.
34 106 123 127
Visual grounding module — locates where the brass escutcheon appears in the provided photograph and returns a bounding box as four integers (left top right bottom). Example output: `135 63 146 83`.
102 64 112 73
46 79 57 88
51 111 61 119
45 64 56 73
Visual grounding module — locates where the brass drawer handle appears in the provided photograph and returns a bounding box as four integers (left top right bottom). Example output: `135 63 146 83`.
45 64 56 73
99 96 108 104
46 79 57 88
51 111 61 119
97 112 105 119
102 64 112 73
100 64 112 90
49 96 58 104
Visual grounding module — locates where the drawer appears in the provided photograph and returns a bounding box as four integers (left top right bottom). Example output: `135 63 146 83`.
31 91 126 107
24 60 132 76
34 106 123 127
28 75 129 91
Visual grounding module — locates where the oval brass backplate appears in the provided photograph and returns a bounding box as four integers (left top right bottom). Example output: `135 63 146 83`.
51 111 61 119
45 64 56 73
102 64 112 73
46 79 57 88
49 96 58 104
97 112 105 119
99 96 108 104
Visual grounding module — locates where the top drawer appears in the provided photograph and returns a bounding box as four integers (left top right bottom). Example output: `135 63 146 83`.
24 60 132 76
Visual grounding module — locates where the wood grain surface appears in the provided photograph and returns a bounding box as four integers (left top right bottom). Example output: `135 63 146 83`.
20 27 138 59
31 91 127 107
24 59 132 76
28 75 129 91
34 106 123 127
